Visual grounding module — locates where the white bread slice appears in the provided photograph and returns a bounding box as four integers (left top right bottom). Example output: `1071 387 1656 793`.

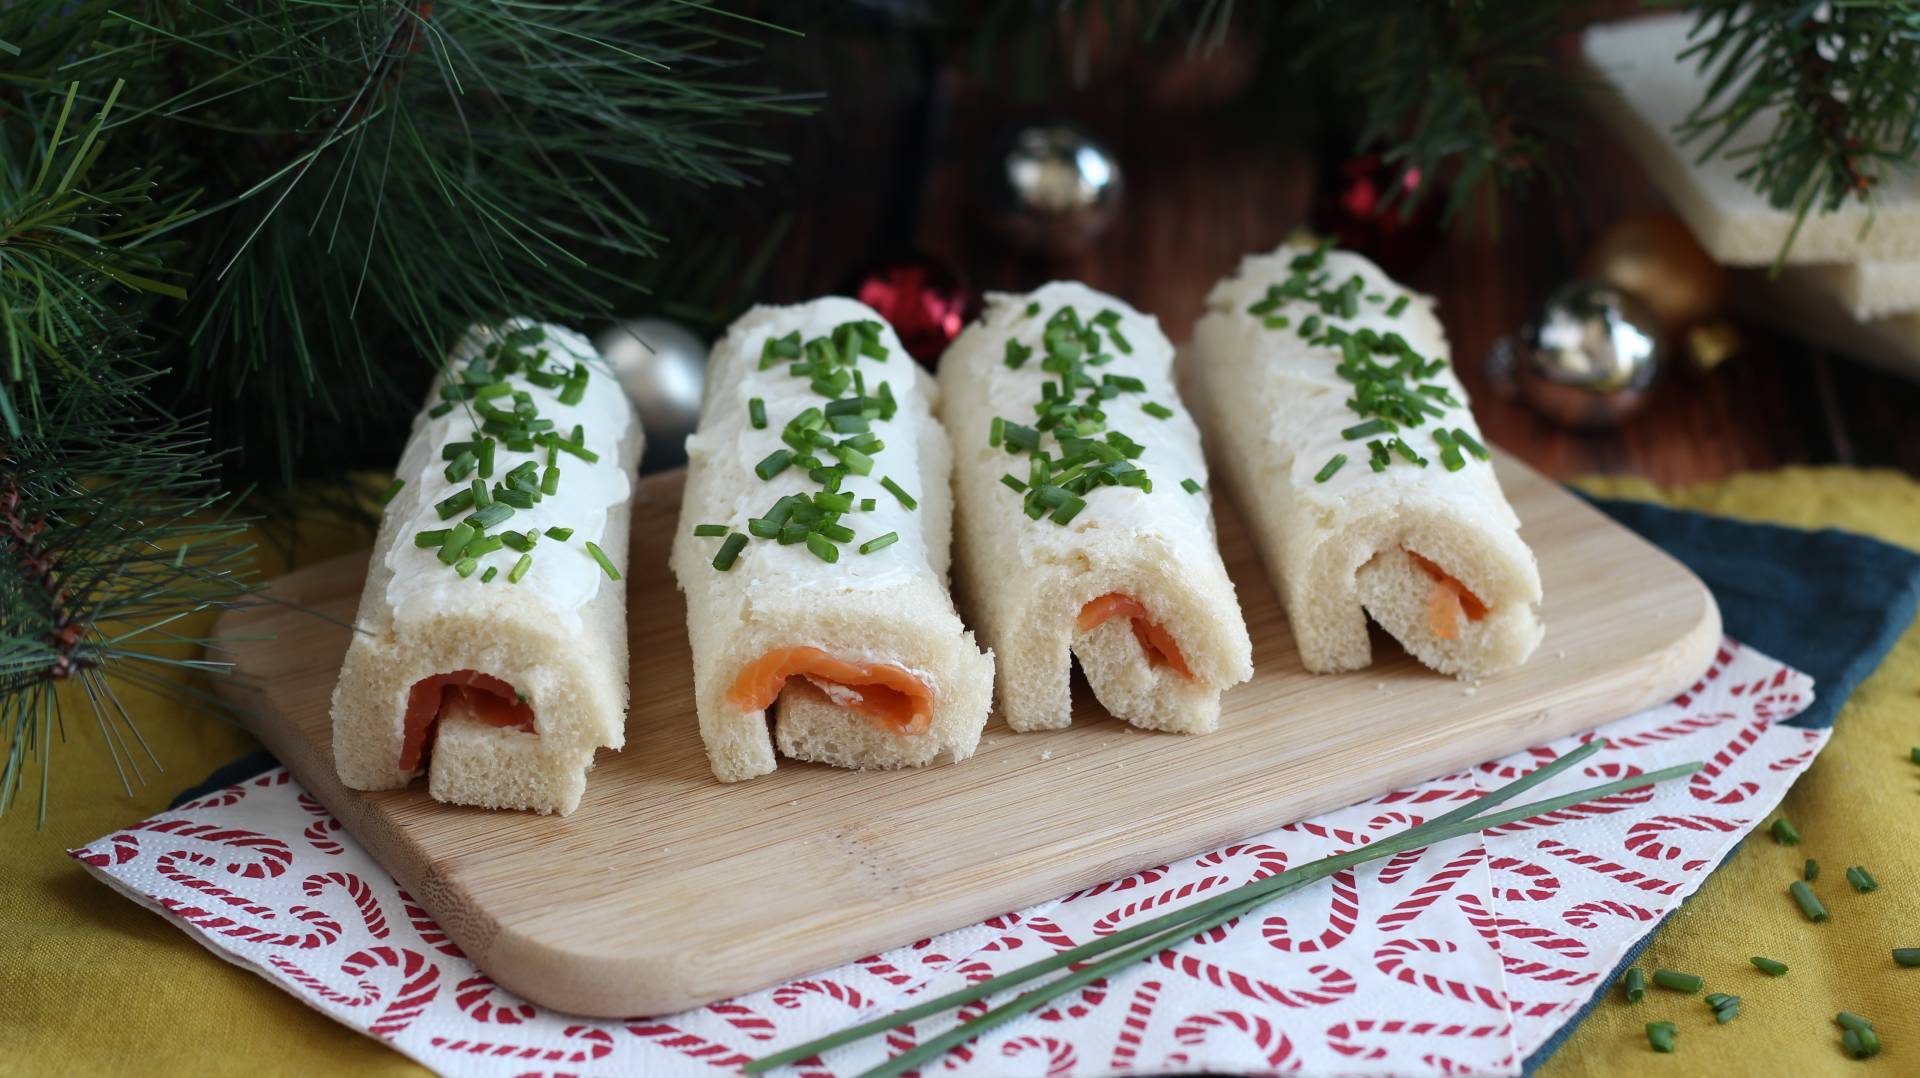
1188 245 1543 679
330 321 641 816
1788 261 1920 322
1582 14 1920 265
939 283 1253 734
670 298 993 782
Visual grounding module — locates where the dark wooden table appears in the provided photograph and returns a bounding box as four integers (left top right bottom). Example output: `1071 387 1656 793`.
751 56 1920 486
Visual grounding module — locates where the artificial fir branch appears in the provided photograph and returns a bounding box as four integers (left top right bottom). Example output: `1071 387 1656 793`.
1675 1 1920 259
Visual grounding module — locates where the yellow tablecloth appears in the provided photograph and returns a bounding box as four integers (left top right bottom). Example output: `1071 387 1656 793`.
3 467 1914 1077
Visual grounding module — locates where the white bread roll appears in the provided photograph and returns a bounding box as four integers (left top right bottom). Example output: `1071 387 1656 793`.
1189 244 1543 679
332 320 642 815
940 283 1252 734
670 298 993 782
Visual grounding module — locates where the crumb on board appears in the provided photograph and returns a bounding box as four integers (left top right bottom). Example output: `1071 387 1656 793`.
1041 749 1054 761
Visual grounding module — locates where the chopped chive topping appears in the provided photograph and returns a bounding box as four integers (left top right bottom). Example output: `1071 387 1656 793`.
500 531 533 552
540 466 560 496
545 432 599 463
1454 428 1490 460
1710 998 1740 1024
1024 301 1041 317
1050 496 1086 524
1846 866 1879 893
713 532 748 571
1181 477 1202 494
435 488 475 520
471 476 491 510
465 534 503 558
414 529 450 548
1845 1027 1882 1059
1651 969 1702 993
454 556 477 578
755 449 794 480
585 540 620 580
546 526 573 541
805 531 839 563
880 475 917 510
859 531 899 555
1770 818 1801 845
693 523 729 537
1790 880 1828 921
466 502 514 530
1646 1020 1676 1053
1623 968 1646 1001
1005 339 1032 368
477 437 495 478
1911 746 1920 764
1341 418 1396 440
1315 454 1348 483
1750 956 1789 976
1892 948 1920 967
1141 401 1173 420
438 523 476 565
480 566 497 583
1837 1012 1875 1033
749 397 768 429
1804 858 1819 881
428 401 454 418
380 478 406 505
1387 295 1410 317
444 451 477 482
508 552 533 584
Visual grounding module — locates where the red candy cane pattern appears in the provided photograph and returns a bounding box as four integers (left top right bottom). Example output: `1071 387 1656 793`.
997 1035 1077 1077
302 871 388 938
1260 869 1359 953
1623 815 1746 870
454 973 538 1025
1155 948 1357 1008
1687 719 1768 804
1167 1011 1297 1070
623 1021 752 1070
1325 1018 1509 1073
1373 847 1485 933
430 1025 614 1065
1374 938 1506 1011
268 946 440 1037
1107 979 1163 1070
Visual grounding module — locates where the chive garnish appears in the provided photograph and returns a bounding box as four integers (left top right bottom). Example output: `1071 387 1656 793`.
805 532 838 563
1651 969 1702 993
1846 866 1879 893
438 523 475 565
1837 1012 1875 1033
1713 1000 1739 1023
480 566 498 583
755 449 794 481
471 476 491 510
584 540 620 580
428 401 454 418
1181 478 1202 494
859 531 899 555
546 526 573 541
1911 746 1920 765
1805 858 1819 881
1341 418 1396 440
1141 401 1173 420
508 553 533 584
1005 339 1032 368
1770 818 1801 845
1750 955 1789 976
454 557 477 578
545 432 599 463
1893 948 1920 967
1024 301 1040 317
477 437 495 478
1624 967 1646 1001
541 466 560 496
713 532 747 571
880 475 916 510
749 397 768 429
414 529 450 548
1314 454 1347 483
380 478 406 505
1845 1027 1883 1059
1646 1021 1677 1054
500 531 533 552
466 503 514 530
1454 428 1490 460
1050 496 1086 524
1386 295 1410 317
1790 880 1828 921
435 488 475 520
465 534 503 558
693 523 729 537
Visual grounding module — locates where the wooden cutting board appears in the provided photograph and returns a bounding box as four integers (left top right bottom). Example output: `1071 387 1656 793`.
210 451 1719 1018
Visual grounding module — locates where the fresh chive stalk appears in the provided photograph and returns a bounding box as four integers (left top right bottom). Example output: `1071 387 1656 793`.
1651 969 1702 993
744 743 1700 1077
585 540 620 580
858 532 899 555
1790 880 1828 921
508 553 533 584
713 533 747 571
693 523 729 537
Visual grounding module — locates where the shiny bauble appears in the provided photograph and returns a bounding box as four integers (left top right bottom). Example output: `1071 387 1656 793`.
594 317 708 471
1516 281 1664 429
1581 212 1727 332
845 252 975 367
988 122 1123 255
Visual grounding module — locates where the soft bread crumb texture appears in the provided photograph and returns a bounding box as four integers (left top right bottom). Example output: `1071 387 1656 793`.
1187 244 1543 680
670 298 993 782
939 282 1253 735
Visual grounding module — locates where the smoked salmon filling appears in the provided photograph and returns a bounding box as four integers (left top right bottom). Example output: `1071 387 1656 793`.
1407 551 1491 641
401 670 536 771
728 647 935 736
1077 593 1194 679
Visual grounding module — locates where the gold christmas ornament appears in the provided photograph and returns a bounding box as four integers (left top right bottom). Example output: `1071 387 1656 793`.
1581 212 1727 332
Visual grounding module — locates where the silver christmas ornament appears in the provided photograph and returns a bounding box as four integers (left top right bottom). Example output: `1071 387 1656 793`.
594 317 708 471
1516 280 1663 429
988 121 1123 255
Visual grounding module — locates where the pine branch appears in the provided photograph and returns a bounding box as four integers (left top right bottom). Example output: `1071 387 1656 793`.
1675 1 1920 259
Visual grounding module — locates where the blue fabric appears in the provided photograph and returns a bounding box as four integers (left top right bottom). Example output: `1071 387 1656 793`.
1525 496 1920 1072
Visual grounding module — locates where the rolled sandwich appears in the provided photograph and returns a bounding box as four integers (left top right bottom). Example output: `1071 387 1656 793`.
940 283 1252 734
331 320 642 815
671 298 993 782
1189 242 1543 679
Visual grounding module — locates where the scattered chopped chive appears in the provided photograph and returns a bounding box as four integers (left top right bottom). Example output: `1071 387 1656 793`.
1005 339 1032 368
480 566 497 583
546 433 599 463
755 449 794 481
1893 948 1920 967
1453 428 1490 460
428 401 455 418
749 397 767 429
500 531 533 552
437 523 476 565
805 532 839 563
713 532 748 571
1646 1021 1676 1053
1911 746 1920 765
435 488 475 519
465 535 503 558
1805 858 1820 882
1000 474 1028 493
508 552 533 584
859 532 899 555
546 526 573 541
1341 418 1396 440
1651 969 1702 993
1386 295 1410 317
1844 1027 1882 1059
1713 1000 1740 1024
1704 992 1736 1009
693 523 729 537
466 503 514 530
541 466 560 496
1181 478 1202 494
880 475 916 510
379 478 406 505
471 477 491 510
1770 818 1801 845
1050 496 1086 525
1837 1012 1875 1033
1790 880 1828 921
1141 401 1173 420
585 540 620 580
478 437 495 478
414 529 450 548
1846 866 1879 893
454 557 477 578
1314 454 1348 483
1750 956 1789 976
1624 968 1646 1002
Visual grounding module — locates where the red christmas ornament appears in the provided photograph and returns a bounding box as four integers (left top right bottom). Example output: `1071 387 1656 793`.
848 253 974 366
1311 153 1444 279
